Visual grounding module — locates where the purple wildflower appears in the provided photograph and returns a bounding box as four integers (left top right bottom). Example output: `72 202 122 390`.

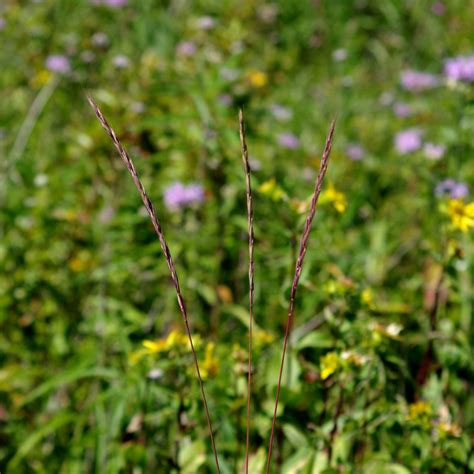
393 102 412 117
92 32 109 47
435 179 469 199
183 184 205 203
431 1 445 15
113 55 129 68
270 104 292 121
45 55 71 74
423 143 445 160
451 183 469 199
104 0 128 6
218 94 232 107
394 128 423 154
0 17 5 30
400 70 438 91
196 16 215 30
444 54 474 82
176 41 196 57
345 143 365 161
278 132 300 150
164 182 205 210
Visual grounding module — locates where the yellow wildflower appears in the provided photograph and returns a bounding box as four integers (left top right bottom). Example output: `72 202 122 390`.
53 209 77 221
141 50 160 71
254 329 274 347
438 421 461 438
320 184 347 213
320 352 340 380
324 280 338 295
131 331 193 364
406 400 432 422
143 330 190 354
447 199 474 232
361 288 374 308
31 69 52 88
165 330 189 349
201 342 220 379
247 70 268 88
68 251 93 273
258 178 286 201
143 339 168 353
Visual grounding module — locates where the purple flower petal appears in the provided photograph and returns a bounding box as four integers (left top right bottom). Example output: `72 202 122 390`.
270 104 292 121
435 179 469 199
45 55 71 74
400 70 438 91
431 1 445 15
444 54 474 82
113 55 130 68
345 143 365 161
218 94 232 106
394 128 423 154
423 143 445 160
393 102 412 118
164 182 205 210
104 0 128 6
278 132 300 150
176 41 196 57
196 16 215 30
451 183 469 199
92 32 109 47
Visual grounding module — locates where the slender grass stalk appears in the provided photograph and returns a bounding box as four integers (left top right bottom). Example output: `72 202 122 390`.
265 120 336 473
87 96 221 473
8 75 59 183
238 109 255 474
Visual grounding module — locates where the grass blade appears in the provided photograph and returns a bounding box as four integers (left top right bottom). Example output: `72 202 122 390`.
239 109 255 474
87 96 221 472
265 120 336 473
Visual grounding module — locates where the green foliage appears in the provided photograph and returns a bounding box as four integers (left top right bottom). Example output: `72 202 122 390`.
0 0 473 472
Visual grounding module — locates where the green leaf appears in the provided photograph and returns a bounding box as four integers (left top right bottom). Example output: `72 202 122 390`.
281 446 312 473
21 366 118 406
296 331 333 350
248 448 266 474
283 423 308 448
366 462 411 474
8 412 75 469
178 438 206 474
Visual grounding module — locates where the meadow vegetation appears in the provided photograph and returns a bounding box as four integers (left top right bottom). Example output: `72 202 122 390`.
1 1 473 472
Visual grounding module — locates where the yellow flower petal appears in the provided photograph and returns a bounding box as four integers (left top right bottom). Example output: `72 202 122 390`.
247 70 268 88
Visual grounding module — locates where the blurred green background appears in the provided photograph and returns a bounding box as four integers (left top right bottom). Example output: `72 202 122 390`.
1 0 473 472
